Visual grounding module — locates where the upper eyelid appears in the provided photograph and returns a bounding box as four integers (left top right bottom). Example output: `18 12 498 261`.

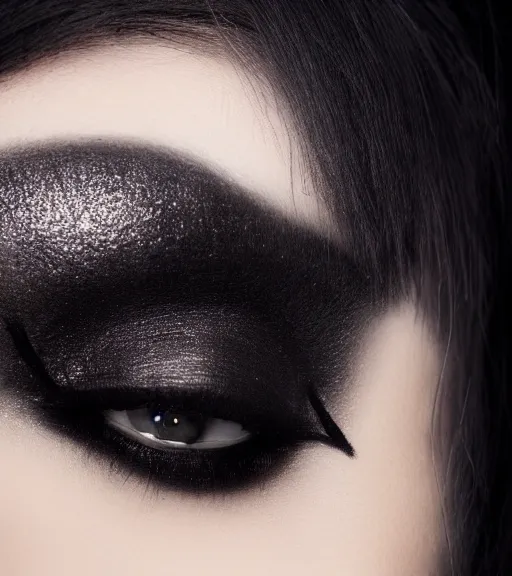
2 318 314 434
3 318 356 457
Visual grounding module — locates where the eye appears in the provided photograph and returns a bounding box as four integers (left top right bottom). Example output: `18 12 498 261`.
3 320 356 494
105 406 252 450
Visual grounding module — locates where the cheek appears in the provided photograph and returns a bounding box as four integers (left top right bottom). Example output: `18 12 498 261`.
279 303 443 574
334 303 443 571
0 303 443 576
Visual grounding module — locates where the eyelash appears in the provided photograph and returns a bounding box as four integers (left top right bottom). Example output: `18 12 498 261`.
4 320 355 495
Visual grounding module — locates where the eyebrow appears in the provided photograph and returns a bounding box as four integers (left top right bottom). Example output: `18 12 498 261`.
0 139 330 241
0 139 345 299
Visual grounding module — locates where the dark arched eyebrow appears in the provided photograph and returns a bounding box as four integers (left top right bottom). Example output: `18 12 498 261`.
0 139 337 271
0 139 370 327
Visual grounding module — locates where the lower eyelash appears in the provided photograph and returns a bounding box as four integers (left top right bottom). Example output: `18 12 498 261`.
38 400 300 495
97 423 294 495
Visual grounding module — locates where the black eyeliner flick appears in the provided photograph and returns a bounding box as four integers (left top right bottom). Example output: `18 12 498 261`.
308 387 355 458
3 319 60 396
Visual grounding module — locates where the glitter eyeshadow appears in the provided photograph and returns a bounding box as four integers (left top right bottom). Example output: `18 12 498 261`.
0 141 374 492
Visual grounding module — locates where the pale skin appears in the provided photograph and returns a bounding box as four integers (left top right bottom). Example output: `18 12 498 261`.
0 43 443 575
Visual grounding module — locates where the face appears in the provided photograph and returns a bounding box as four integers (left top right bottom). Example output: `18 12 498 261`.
0 42 443 575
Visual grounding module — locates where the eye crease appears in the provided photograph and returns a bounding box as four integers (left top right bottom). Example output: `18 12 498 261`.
0 141 373 494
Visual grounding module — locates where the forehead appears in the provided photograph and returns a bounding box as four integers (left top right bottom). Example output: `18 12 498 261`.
0 42 336 236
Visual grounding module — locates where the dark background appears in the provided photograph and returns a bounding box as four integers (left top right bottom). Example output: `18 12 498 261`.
451 1 510 149
452 2 512 574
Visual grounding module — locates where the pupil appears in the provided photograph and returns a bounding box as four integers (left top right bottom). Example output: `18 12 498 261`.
151 410 206 444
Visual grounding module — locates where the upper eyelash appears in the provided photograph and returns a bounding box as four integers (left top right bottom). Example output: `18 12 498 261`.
3 318 355 494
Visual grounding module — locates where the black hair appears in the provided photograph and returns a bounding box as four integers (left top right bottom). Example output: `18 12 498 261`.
0 1 510 574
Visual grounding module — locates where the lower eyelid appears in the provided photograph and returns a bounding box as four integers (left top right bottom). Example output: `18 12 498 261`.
100 419 296 494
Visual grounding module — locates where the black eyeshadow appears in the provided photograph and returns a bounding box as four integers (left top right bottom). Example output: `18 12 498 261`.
0 140 375 493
